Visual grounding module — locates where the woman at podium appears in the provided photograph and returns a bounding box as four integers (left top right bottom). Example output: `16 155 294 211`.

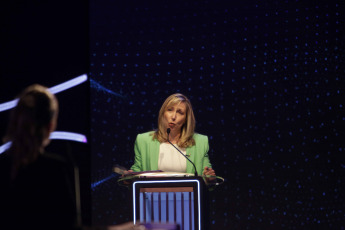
127 93 216 181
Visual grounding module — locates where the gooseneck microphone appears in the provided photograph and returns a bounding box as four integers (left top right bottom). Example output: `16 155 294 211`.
166 128 198 176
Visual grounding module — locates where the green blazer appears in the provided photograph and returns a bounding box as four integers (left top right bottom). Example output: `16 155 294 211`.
130 131 212 175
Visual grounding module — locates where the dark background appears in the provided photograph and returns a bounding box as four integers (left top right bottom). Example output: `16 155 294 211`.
90 0 345 229
1 0 345 229
0 0 91 226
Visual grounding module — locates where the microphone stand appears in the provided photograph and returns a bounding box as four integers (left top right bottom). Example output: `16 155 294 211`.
167 128 198 177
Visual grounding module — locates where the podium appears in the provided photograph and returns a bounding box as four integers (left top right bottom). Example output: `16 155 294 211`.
118 172 224 230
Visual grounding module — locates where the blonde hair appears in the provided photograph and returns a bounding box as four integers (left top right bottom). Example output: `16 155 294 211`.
152 93 195 148
4 84 58 180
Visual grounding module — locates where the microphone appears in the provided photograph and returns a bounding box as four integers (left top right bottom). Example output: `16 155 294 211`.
166 128 198 176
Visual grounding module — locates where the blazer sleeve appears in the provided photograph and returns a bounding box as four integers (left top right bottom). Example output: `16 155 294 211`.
130 134 143 172
191 134 212 174
201 135 212 170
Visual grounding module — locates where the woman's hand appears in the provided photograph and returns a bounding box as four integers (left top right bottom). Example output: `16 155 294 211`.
203 166 216 184
122 169 133 177
122 169 133 185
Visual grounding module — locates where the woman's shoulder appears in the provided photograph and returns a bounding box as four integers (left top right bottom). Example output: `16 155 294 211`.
41 151 67 162
38 152 70 169
192 132 208 142
136 131 156 140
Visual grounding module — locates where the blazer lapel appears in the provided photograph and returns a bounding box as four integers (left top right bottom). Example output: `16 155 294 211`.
186 146 196 174
149 139 160 170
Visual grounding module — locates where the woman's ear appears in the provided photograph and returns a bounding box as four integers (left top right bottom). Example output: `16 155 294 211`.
47 119 57 134
43 118 57 147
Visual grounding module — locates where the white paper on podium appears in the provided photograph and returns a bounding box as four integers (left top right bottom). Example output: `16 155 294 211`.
135 171 195 178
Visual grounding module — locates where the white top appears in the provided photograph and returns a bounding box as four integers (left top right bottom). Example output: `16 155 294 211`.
158 143 187 173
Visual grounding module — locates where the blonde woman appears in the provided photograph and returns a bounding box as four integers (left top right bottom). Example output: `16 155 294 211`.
129 93 216 179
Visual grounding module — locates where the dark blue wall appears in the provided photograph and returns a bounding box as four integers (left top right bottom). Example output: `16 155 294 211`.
90 1 345 229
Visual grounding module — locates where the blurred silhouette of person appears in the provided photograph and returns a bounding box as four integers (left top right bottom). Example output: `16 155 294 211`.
0 84 77 230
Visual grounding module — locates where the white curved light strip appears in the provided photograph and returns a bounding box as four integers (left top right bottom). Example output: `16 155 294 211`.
48 74 88 94
0 142 12 155
0 131 88 154
0 100 18 113
0 74 88 112
50 131 88 143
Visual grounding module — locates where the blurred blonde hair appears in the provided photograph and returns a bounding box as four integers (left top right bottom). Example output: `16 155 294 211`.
4 84 58 180
152 93 195 148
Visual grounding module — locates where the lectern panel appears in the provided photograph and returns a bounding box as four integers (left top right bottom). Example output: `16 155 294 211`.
132 178 203 230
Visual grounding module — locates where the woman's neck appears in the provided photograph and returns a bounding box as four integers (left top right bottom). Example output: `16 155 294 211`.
168 132 181 144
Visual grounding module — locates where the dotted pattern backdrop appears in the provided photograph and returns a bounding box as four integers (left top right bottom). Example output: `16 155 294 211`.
90 1 345 229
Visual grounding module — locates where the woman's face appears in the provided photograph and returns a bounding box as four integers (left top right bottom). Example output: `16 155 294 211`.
163 102 187 134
